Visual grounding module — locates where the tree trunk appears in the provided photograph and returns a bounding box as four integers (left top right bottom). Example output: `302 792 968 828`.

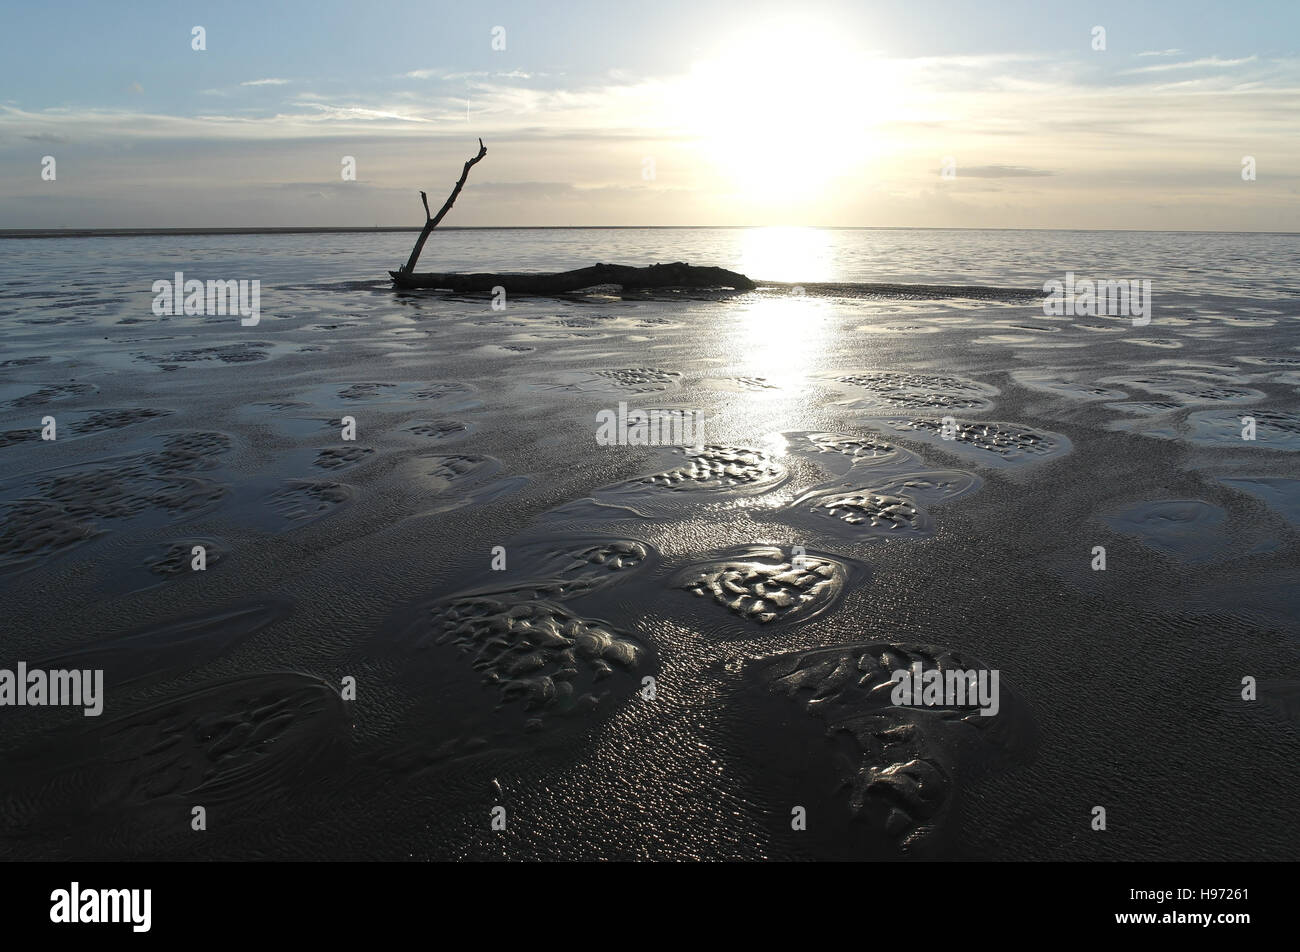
389 261 756 293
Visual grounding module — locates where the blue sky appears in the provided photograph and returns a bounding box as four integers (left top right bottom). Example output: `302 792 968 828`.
3 0 1298 228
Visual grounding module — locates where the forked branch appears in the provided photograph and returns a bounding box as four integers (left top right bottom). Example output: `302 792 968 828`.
398 138 487 274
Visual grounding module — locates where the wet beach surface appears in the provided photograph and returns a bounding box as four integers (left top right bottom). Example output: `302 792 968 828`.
0 229 1297 860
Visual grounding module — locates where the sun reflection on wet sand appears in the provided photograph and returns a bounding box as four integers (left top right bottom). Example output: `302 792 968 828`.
738 226 836 284
729 228 843 401
710 289 847 452
732 294 836 384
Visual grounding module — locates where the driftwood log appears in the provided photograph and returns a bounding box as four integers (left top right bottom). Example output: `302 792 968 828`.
390 261 755 293
391 140 755 294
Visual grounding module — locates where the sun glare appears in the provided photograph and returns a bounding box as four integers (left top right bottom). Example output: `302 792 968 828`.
724 292 836 393
738 226 835 283
680 17 890 207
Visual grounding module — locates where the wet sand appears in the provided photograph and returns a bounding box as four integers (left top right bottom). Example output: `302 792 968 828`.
1 258 1298 860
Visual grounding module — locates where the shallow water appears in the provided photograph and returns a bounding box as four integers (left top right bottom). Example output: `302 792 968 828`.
0 227 1297 860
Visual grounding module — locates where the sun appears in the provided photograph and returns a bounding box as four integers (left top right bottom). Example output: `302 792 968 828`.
678 17 891 208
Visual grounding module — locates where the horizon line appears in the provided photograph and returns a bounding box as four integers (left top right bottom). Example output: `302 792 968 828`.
2 225 1298 239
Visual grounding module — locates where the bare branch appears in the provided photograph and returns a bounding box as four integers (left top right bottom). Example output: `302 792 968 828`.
399 139 488 274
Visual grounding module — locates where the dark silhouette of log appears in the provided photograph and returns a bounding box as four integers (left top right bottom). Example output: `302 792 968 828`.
390 140 756 294
389 261 756 293
397 138 487 275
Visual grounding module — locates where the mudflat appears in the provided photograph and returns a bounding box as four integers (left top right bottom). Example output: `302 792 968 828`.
0 229 1296 860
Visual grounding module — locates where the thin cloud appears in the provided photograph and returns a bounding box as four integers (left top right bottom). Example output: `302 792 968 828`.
240 78 291 86
956 165 1057 178
405 68 538 80
287 102 436 123
1124 55 1258 74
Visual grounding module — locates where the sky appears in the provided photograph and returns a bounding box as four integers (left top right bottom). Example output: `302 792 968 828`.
2 0 1298 230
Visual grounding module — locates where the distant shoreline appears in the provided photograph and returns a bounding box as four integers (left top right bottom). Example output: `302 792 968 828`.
0 226 423 239
1 225 1297 239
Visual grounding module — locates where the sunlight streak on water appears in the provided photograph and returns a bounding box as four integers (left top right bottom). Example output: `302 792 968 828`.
725 293 841 420
737 226 836 283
